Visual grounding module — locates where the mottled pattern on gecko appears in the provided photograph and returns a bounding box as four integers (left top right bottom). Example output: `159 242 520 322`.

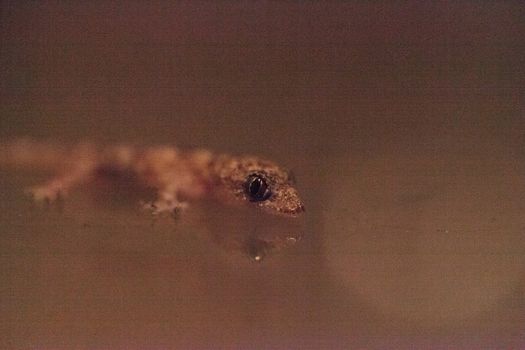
1 139 305 218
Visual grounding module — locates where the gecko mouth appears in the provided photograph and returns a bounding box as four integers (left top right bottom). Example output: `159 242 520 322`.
277 203 305 216
292 203 306 214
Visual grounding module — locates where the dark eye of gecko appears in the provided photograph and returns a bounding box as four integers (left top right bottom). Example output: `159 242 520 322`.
245 174 271 201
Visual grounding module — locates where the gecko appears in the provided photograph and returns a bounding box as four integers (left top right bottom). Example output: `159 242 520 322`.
1 139 305 217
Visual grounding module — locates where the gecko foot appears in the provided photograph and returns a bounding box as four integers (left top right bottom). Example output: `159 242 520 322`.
26 185 65 204
141 198 187 219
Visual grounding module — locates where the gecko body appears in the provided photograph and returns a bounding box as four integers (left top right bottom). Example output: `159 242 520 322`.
1 140 305 218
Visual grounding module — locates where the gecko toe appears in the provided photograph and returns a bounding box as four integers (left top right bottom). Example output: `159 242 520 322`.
27 186 64 204
141 199 187 219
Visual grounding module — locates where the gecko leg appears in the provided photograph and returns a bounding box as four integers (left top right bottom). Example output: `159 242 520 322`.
27 162 96 204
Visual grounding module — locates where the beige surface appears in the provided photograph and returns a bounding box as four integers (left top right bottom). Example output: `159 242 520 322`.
1 2 525 349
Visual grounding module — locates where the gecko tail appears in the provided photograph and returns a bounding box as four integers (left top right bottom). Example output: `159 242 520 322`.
0 138 84 171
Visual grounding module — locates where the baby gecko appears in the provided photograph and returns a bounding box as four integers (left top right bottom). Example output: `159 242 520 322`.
1 139 305 218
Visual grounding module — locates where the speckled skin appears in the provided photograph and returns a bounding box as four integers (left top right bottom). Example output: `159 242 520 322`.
1 140 305 218
211 154 304 216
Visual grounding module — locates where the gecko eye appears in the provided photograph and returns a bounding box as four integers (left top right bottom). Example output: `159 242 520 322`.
245 174 271 201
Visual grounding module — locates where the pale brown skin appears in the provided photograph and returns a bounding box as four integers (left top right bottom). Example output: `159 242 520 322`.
1 139 305 218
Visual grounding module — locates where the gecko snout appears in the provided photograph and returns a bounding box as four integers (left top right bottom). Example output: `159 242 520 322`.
263 186 305 217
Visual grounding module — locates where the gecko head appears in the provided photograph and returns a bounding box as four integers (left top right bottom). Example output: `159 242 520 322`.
213 156 305 217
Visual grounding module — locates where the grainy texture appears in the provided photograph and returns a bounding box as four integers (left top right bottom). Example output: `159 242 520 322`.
1 1 525 349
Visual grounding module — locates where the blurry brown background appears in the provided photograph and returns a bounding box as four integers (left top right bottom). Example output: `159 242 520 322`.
1 1 525 349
